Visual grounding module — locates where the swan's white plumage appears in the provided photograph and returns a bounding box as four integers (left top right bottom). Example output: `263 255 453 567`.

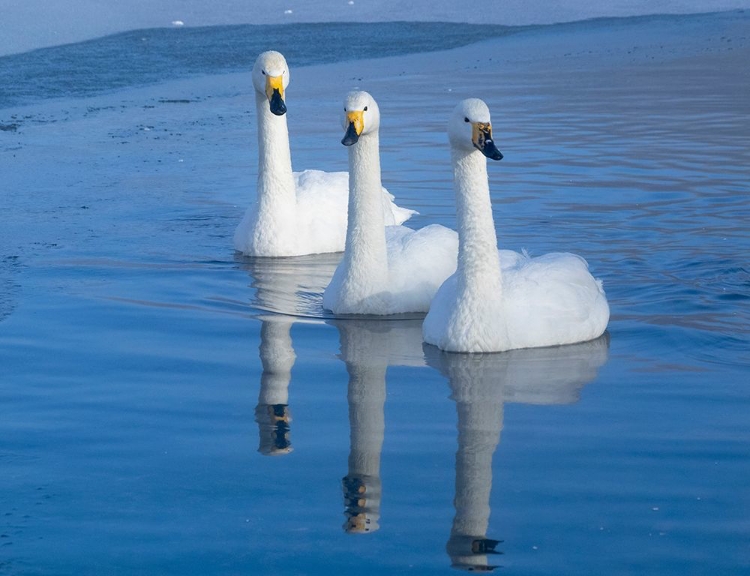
233 51 414 257
234 169 413 256
423 99 609 353
324 223 459 315
425 249 610 352
323 91 458 315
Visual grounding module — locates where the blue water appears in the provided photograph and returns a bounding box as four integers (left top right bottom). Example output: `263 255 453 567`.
1 11 749 576
0 11 736 111
0 21 524 111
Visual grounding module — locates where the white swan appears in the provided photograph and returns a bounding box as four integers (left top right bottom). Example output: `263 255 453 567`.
423 98 610 353
233 51 414 257
323 91 459 315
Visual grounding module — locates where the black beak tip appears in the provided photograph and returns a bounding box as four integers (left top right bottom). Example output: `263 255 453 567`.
341 122 359 146
482 140 503 161
269 91 287 116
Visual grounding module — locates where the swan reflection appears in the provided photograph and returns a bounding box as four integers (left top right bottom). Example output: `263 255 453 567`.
332 317 425 533
255 319 295 455
425 335 610 571
237 253 339 456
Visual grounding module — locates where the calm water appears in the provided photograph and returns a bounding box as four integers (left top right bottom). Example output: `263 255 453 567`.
1 12 749 576
0 21 525 110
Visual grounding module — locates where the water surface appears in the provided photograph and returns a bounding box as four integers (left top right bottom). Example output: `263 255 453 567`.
1 11 749 576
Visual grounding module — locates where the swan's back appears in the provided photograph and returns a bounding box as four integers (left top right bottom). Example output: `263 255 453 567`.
295 169 416 255
384 224 459 313
501 252 609 350
424 250 609 353
293 170 350 255
323 223 458 315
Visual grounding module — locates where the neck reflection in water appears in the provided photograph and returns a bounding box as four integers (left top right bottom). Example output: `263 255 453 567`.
425 335 609 571
241 251 609 561
255 319 295 455
237 253 339 456
331 317 426 534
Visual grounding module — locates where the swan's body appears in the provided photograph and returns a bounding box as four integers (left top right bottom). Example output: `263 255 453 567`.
323 91 458 315
423 99 609 353
233 51 414 257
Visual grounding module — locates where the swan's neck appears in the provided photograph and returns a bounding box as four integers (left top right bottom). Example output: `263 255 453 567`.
252 92 297 250
452 148 503 300
339 132 389 301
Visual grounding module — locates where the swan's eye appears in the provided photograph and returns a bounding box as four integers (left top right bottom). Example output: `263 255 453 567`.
364 106 368 111
344 108 347 112
262 70 266 75
464 117 470 123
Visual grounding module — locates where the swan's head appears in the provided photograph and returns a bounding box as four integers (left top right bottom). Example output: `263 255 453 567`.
341 91 380 146
448 98 503 160
253 51 290 116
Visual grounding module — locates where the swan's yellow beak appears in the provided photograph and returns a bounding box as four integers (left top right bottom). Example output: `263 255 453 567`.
471 122 503 161
265 75 287 116
342 110 364 146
